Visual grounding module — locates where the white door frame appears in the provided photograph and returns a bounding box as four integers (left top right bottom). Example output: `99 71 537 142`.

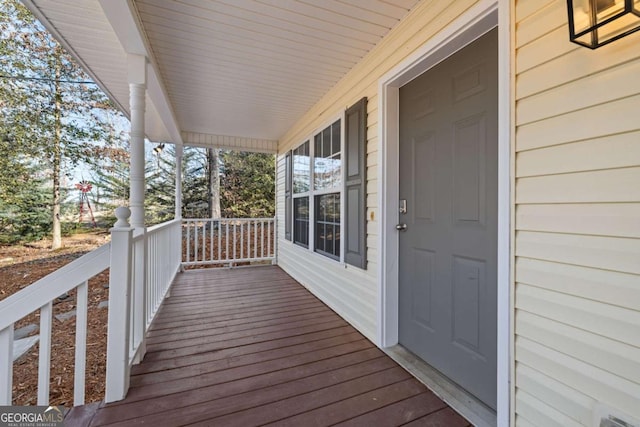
376 1 512 425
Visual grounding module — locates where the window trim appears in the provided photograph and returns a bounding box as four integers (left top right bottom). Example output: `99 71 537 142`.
284 150 292 241
292 140 310 248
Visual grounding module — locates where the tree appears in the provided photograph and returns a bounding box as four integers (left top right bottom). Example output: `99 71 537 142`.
220 151 275 218
0 168 51 244
146 143 176 225
207 148 221 219
181 146 208 218
89 144 130 225
0 0 121 248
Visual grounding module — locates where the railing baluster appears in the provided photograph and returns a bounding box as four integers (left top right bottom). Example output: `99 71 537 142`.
150 235 155 325
0 325 14 405
217 220 221 262
194 223 199 263
233 223 237 261
248 221 251 259
259 220 263 258
210 219 214 262
156 232 161 315
37 301 53 405
186 222 191 263
241 221 244 260
74 280 88 406
201 222 206 263
268 220 272 257
254 220 258 259
224 221 229 261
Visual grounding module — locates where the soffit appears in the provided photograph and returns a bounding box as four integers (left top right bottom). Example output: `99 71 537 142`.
25 0 420 142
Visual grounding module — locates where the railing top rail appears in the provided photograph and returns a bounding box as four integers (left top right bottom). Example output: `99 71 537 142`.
0 243 111 331
182 217 275 222
147 218 181 234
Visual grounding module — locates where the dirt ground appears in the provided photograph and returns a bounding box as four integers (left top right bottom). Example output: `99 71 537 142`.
0 232 109 406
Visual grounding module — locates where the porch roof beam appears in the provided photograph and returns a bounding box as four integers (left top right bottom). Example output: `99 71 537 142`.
181 131 278 154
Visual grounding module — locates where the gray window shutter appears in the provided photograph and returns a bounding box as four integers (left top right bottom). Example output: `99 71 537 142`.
284 151 292 241
344 97 367 269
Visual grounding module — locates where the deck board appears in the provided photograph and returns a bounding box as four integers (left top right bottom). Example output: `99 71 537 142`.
70 266 470 426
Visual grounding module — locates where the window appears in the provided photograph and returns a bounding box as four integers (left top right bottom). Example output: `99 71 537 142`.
292 141 310 247
284 98 367 268
291 120 341 258
313 120 341 258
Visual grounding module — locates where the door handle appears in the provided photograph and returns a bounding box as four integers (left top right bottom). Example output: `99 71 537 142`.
396 223 407 231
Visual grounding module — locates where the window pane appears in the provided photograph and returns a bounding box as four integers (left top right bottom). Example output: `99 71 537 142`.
315 193 340 259
293 141 310 194
332 120 341 154
314 133 322 158
293 197 309 247
323 127 331 158
314 120 341 191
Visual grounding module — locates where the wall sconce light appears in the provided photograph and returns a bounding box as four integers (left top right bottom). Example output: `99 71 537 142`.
153 143 165 155
568 0 640 48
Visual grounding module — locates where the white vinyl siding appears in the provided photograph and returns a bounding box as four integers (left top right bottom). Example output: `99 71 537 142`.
277 0 482 342
514 0 640 425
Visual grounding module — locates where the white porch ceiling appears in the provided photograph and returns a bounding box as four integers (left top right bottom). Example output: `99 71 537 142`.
24 0 419 145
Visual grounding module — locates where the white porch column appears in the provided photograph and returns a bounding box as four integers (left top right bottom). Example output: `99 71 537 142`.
127 54 148 365
128 54 147 228
175 143 183 219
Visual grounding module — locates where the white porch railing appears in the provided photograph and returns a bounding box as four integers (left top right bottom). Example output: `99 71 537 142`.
0 207 182 406
182 218 276 266
145 219 181 330
0 243 111 406
105 208 181 402
0 213 273 406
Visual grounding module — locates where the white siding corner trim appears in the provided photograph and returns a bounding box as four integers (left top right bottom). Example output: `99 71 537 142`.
377 1 512 426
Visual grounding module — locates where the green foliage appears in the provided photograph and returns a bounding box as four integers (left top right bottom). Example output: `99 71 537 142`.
89 145 130 226
0 175 50 244
220 151 275 218
0 1 275 242
181 146 209 218
146 143 177 225
0 0 126 245
175 147 275 219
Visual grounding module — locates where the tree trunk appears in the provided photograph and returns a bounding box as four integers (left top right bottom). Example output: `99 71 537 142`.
51 51 62 250
207 147 220 219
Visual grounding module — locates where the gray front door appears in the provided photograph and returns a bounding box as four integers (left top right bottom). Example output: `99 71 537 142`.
398 29 498 409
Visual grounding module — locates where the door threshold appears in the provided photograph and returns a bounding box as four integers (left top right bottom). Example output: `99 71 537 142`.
384 345 496 427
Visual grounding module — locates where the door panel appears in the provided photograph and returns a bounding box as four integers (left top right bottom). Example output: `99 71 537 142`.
398 28 498 410
411 248 435 330
453 114 486 225
413 133 436 222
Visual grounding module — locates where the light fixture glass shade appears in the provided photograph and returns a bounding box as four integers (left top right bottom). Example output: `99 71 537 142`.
568 0 640 48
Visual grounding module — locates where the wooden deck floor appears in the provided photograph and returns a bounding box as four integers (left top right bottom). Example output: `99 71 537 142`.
67 266 470 426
